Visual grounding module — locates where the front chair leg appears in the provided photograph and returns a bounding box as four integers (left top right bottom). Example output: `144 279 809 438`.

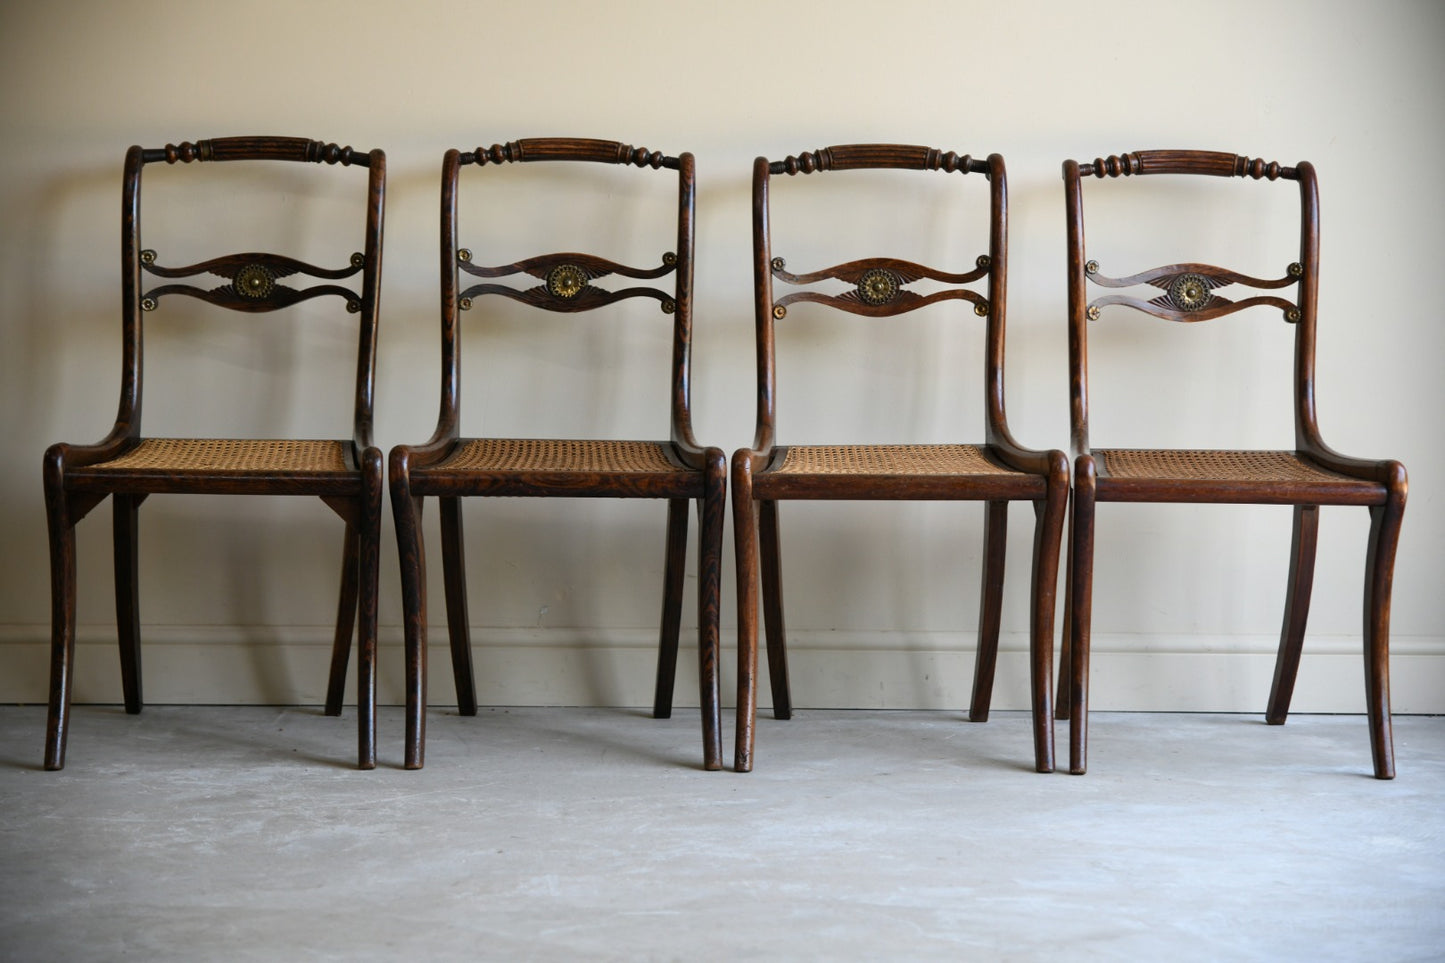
653 498 689 720
969 500 1008 722
44 499 79 771
1056 489 1074 721
113 493 145 715
1029 481 1067 774
732 454 760 772
356 453 383 770
1267 504 1318 725
1068 467 1096 775
1363 481 1405 779
697 450 727 771
393 490 428 770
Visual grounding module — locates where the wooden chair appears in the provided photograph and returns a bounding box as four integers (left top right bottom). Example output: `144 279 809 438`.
42 136 386 770
390 139 725 771
1058 150 1408 778
732 145 1069 773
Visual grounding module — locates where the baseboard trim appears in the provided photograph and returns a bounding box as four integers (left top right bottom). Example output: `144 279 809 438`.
1 625 1442 712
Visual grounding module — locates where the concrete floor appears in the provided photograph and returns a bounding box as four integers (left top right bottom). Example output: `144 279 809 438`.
1 706 1442 962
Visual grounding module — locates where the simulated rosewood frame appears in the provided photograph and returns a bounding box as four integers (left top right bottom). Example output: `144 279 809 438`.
732 145 1070 773
390 138 726 771
1059 149 1407 778
42 136 387 769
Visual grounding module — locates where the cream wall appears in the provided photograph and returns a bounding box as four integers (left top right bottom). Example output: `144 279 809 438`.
1 0 1441 716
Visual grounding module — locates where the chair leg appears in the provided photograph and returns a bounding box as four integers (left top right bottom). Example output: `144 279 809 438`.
1363 490 1405 779
356 454 382 771
1029 482 1068 774
732 454 760 772
697 450 727 771
653 499 689 720
1056 491 1074 721
969 500 1008 723
1267 504 1318 725
324 524 359 717
44 495 79 771
1068 469 1096 775
113 493 144 715
758 499 791 720
439 497 477 716
394 490 428 770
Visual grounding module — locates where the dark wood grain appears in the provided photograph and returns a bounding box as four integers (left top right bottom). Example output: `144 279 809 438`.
390 138 724 772
732 147 1066 774
1061 148 1406 778
42 135 385 770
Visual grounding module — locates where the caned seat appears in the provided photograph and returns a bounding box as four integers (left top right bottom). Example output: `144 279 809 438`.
731 145 1068 773
1058 149 1407 778
390 139 725 771
42 136 386 770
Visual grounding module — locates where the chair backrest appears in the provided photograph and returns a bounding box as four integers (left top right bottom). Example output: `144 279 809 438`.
121 136 386 454
436 138 697 450
750 145 1009 451
1063 150 1320 457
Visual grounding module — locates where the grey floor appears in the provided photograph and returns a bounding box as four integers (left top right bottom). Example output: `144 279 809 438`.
1 706 1442 962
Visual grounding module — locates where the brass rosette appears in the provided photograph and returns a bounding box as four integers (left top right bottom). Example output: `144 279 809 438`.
545 263 589 300
1168 272 1211 312
233 263 276 300
856 268 900 306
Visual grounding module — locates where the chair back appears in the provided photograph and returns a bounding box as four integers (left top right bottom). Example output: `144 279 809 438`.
750 145 1009 452
1062 150 1319 457
437 138 697 451
121 136 386 454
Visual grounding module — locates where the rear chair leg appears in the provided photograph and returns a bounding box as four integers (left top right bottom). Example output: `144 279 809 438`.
969 500 1008 722
113 493 145 715
653 499 689 719
1068 471 1096 775
1267 505 1318 725
758 499 791 719
440 497 477 716
324 525 359 717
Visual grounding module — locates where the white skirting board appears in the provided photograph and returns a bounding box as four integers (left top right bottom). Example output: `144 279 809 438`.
1 626 1442 713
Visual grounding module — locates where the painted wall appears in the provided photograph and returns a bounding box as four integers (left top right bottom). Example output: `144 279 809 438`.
2 0 1441 716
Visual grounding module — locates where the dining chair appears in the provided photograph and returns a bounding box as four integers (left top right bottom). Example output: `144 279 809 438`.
43 136 386 769
731 145 1069 773
390 138 725 770
1058 149 1407 778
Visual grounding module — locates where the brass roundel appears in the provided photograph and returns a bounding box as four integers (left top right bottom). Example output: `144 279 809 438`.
459 297 473 311
140 249 157 265
546 263 588 300
976 254 992 270
140 296 158 312
857 268 899 306
1086 305 1101 321
1085 259 1099 275
234 263 276 300
974 301 990 317
661 298 676 314
458 249 472 263
1285 306 1301 322
1287 261 1303 277
350 252 365 268
772 304 786 320
770 257 785 271
662 252 677 266
1168 272 1211 311
346 299 361 314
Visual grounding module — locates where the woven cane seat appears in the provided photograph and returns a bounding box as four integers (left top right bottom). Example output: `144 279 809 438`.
85 438 351 475
772 444 1016 477
431 438 685 474
1096 449 1357 484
